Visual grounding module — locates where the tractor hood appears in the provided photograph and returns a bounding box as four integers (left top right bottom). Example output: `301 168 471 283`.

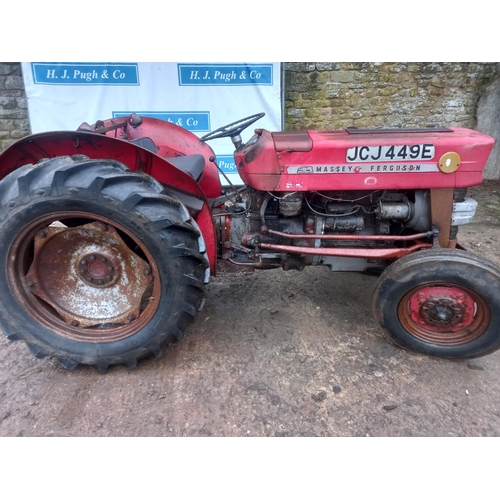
234 127 494 192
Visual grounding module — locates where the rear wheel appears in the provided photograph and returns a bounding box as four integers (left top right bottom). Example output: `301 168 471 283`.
0 155 208 371
372 249 500 359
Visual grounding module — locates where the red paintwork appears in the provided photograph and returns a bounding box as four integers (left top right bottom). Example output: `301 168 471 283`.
234 128 494 192
265 229 433 241
260 242 433 258
1 114 495 274
83 115 223 199
0 118 223 274
408 286 475 332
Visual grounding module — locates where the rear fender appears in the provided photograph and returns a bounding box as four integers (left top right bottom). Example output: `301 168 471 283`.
0 130 219 274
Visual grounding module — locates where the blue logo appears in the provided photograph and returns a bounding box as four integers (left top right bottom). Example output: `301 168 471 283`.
178 64 273 86
32 63 139 85
215 155 237 173
112 111 210 132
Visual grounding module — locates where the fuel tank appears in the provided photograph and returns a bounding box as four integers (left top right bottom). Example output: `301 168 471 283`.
233 127 494 192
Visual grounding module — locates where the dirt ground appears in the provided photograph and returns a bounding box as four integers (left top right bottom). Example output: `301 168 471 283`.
1 181 500 437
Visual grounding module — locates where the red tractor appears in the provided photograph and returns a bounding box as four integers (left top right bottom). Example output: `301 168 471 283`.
0 112 499 372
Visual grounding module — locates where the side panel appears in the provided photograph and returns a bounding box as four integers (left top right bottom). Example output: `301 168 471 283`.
0 130 218 273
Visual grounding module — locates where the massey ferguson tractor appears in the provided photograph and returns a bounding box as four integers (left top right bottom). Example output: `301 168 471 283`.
0 112 499 372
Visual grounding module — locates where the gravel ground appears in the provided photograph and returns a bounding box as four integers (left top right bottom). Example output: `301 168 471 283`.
1 181 500 438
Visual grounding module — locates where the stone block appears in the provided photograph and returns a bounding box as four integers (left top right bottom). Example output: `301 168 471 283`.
0 119 13 130
286 108 305 117
329 71 355 83
0 139 14 150
0 64 14 76
0 96 17 109
284 63 301 71
16 97 27 109
0 108 27 119
9 129 29 139
431 75 446 88
5 75 24 90
316 63 340 71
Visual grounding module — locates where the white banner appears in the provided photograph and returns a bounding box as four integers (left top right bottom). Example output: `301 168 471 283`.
21 62 282 185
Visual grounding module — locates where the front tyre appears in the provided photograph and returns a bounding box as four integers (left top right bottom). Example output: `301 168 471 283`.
372 249 500 359
0 156 208 371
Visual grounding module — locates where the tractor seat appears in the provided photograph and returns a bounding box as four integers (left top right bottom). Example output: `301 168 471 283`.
129 137 157 154
167 154 205 182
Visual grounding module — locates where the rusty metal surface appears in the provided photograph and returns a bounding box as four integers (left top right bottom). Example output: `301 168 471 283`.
26 222 152 329
8 214 160 343
430 188 455 248
271 130 313 152
77 120 127 136
0 129 219 274
219 215 231 260
398 284 489 345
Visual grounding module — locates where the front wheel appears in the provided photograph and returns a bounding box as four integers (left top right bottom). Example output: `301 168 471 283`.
372 249 500 359
0 156 209 371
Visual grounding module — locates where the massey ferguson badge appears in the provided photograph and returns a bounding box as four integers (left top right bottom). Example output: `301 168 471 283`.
287 163 439 174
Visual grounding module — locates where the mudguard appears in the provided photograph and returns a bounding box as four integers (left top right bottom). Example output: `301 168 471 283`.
0 117 222 273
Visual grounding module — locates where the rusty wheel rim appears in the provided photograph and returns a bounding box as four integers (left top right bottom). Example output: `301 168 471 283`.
7 212 161 343
398 283 490 346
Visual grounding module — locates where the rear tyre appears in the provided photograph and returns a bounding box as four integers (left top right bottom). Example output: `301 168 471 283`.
372 249 500 359
0 155 209 371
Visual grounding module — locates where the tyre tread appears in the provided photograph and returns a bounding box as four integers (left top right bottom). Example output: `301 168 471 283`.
372 248 500 359
0 155 209 372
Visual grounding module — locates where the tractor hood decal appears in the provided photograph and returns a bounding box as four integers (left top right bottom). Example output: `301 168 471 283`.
287 164 439 174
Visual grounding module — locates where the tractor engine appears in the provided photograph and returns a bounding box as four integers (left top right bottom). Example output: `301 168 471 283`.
216 187 442 273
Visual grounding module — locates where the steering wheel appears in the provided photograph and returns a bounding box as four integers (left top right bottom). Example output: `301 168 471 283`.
200 112 265 142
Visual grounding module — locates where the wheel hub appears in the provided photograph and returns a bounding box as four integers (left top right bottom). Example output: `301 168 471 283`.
78 253 116 286
398 282 490 346
410 286 474 332
420 298 465 327
25 221 153 328
428 303 455 323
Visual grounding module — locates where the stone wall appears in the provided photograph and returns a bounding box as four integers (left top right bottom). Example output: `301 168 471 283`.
284 62 499 131
0 63 30 152
477 74 500 180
